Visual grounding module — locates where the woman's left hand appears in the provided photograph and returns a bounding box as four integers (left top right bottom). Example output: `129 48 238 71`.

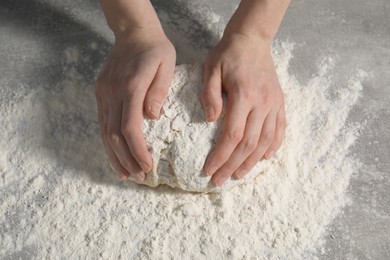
201 33 286 186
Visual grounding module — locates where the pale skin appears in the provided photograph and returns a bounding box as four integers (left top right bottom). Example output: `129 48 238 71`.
96 0 290 186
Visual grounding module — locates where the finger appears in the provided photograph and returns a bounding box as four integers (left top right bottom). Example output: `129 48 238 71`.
201 65 223 122
95 94 105 139
122 96 153 173
264 106 286 159
144 62 175 119
212 109 264 186
234 110 277 179
96 95 130 180
104 140 131 181
98 96 110 150
203 94 250 177
107 102 145 180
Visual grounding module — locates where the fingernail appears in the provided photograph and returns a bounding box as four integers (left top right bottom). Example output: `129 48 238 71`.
135 172 145 182
265 151 275 160
119 174 128 181
149 104 160 119
205 106 214 121
140 161 151 172
236 169 246 179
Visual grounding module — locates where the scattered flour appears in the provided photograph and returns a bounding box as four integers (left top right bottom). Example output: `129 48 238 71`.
0 42 366 259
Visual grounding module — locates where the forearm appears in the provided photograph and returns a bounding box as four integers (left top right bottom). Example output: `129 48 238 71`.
99 0 163 39
224 0 291 44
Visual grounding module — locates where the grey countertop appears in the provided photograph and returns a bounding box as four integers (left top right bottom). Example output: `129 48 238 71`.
0 0 389 258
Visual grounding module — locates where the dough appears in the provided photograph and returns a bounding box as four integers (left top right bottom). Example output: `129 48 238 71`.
128 64 268 192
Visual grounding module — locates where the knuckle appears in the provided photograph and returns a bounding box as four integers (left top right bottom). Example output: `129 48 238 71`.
226 129 244 143
261 130 275 144
242 137 258 152
212 151 227 164
107 130 121 146
231 85 253 102
259 91 271 106
121 123 136 137
233 75 251 87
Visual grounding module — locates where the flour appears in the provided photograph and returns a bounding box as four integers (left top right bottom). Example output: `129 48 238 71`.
0 42 366 259
138 64 272 192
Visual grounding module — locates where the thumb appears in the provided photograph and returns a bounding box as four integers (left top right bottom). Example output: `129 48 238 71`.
201 66 223 122
144 63 174 119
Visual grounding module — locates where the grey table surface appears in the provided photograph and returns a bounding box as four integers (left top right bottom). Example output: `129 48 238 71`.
0 0 389 258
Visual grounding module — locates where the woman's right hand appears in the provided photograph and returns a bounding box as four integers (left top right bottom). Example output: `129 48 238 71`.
96 28 176 181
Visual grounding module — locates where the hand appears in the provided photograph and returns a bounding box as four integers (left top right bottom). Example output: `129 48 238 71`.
201 33 286 186
96 28 176 181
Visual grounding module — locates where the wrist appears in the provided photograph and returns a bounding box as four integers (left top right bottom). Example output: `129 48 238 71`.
114 24 166 45
223 20 274 47
110 6 164 41
99 0 164 42
223 0 290 47
221 29 272 51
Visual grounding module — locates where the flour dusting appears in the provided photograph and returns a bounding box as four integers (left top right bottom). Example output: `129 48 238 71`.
0 42 366 259
138 64 273 192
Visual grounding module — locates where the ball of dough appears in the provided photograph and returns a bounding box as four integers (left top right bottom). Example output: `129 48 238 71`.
128 64 269 192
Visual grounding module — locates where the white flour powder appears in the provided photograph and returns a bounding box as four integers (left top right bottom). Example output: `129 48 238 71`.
138 64 273 192
0 42 366 259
